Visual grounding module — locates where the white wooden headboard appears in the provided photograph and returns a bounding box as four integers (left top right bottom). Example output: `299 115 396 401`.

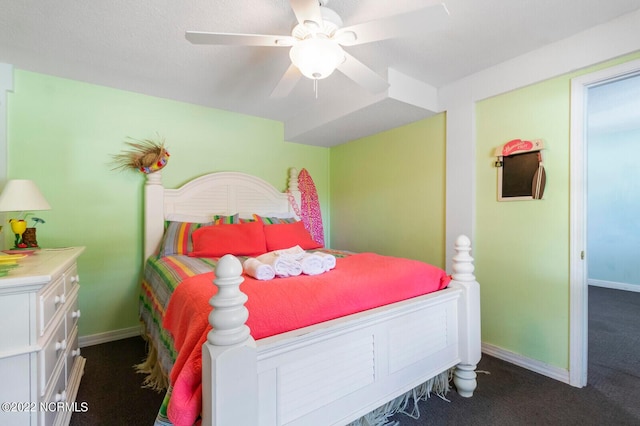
144 168 301 259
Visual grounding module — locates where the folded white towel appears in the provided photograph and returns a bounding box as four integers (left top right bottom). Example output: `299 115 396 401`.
300 253 324 276
315 252 336 272
273 245 305 260
243 258 275 281
256 252 302 278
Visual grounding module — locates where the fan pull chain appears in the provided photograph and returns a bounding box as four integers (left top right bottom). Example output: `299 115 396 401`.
314 79 318 99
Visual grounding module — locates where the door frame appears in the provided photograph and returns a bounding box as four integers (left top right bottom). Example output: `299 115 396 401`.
569 58 640 387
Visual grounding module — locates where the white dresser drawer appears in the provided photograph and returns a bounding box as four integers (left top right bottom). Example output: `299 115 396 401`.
39 318 67 397
65 291 81 334
38 275 66 336
64 265 79 295
65 326 80 384
40 361 66 426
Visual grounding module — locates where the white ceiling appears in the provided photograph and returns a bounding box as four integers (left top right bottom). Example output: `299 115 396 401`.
2 0 640 147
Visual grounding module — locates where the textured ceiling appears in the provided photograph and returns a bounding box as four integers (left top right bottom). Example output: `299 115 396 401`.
2 0 640 146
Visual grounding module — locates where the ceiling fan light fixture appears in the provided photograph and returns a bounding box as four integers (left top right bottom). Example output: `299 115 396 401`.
289 37 345 80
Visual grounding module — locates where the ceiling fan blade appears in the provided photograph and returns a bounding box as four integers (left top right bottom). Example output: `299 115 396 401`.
289 0 323 27
337 52 389 94
186 31 294 47
270 63 302 98
334 3 449 46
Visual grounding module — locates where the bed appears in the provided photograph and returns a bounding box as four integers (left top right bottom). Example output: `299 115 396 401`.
139 168 481 426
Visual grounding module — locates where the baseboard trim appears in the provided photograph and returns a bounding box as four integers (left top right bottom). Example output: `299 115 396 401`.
482 342 571 385
79 326 142 348
588 279 640 293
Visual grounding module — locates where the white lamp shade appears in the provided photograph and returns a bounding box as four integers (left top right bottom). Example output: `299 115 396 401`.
0 179 52 212
290 38 345 80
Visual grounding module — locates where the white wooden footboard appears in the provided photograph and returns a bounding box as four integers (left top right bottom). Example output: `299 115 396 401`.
201 235 481 426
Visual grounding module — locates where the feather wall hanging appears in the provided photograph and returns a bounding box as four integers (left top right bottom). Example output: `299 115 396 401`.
111 136 170 174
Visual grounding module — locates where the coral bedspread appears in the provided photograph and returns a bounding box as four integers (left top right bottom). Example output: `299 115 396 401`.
163 252 451 426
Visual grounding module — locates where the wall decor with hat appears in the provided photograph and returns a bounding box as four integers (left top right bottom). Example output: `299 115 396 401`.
494 138 546 201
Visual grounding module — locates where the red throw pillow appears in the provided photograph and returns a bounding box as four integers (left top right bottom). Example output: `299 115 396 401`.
189 221 267 257
263 221 323 251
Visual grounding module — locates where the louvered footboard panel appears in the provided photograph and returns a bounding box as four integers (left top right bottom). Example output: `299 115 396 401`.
388 305 450 373
256 289 461 426
278 335 376 424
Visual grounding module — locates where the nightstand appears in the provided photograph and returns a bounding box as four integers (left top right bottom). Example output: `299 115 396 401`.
0 247 86 426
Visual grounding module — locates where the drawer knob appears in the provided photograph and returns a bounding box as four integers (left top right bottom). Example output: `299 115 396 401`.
54 390 67 402
54 294 66 305
72 348 81 357
70 274 80 283
72 309 81 319
55 339 67 351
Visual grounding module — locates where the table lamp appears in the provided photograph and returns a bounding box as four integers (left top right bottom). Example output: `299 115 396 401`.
0 179 51 249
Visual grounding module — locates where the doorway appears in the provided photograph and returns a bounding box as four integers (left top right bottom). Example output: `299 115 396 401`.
569 58 640 387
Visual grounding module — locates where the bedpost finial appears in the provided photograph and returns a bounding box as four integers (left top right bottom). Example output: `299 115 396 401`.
216 254 243 278
288 168 299 192
455 234 471 250
452 234 475 282
208 255 251 346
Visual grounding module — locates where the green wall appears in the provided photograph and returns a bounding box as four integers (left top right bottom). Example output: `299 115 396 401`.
7 70 328 338
475 76 572 367
475 53 640 369
329 113 447 267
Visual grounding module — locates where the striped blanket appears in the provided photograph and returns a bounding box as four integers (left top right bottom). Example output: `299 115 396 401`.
139 255 217 379
138 250 350 425
139 255 217 425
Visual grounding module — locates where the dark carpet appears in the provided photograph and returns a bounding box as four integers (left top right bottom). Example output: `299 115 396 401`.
69 337 164 426
70 287 640 425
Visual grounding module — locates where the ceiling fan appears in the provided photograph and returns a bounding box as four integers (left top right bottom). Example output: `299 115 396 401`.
185 0 449 98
